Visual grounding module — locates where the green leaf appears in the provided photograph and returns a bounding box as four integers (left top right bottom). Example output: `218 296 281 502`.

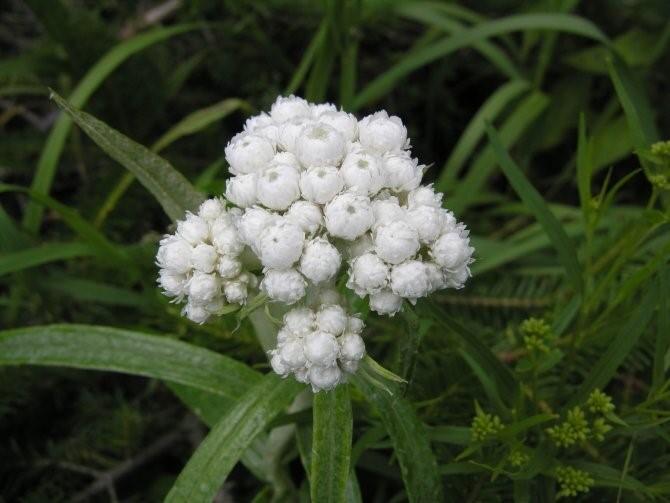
352 375 443 503
165 374 302 503
653 269 670 391
0 324 260 399
311 386 353 503
0 242 96 277
485 123 584 294
23 24 198 232
41 276 149 307
49 90 205 222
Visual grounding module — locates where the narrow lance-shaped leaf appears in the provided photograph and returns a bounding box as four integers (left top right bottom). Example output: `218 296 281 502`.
311 385 353 503
0 242 96 277
49 91 205 222
166 374 302 503
0 324 260 399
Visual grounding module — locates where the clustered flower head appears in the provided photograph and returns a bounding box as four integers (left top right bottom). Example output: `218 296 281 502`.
554 466 594 498
157 95 475 391
156 199 256 324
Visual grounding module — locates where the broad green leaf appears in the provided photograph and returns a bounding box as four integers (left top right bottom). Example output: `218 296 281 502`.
438 80 529 189
485 124 584 294
165 374 302 503
352 375 443 503
311 386 353 503
353 13 608 108
50 91 205 222
23 24 197 232
0 242 95 277
569 285 657 406
0 324 260 399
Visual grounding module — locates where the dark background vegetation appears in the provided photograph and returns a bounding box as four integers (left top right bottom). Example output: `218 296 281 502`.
1 0 669 501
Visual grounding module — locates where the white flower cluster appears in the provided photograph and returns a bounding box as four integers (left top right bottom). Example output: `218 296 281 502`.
268 304 366 392
156 198 256 323
224 95 474 315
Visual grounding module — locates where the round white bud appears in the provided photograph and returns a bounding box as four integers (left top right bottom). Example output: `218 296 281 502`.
374 221 420 264
203 296 226 315
382 151 423 192
283 307 316 336
340 148 386 195
223 279 248 304
339 333 366 362
286 200 323 235
304 331 339 366
191 243 218 273
188 272 220 303
183 301 210 324
270 352 289 376
407 184 443 209
256 164 301 210
340 360 359 374
158 270 187 298
158 236 193 274
299 166 344 204
445 264 470 289
347 252 389 296
345 233 374 259
371 196 405 229
225 173 258 208
346 316 364 334
271 151 301 170
316 304 348 335
406 205 444 244
308 365 342 392
217 256 242 279
261 268 307 304
244 112 274 133
177 213 210 245
225 133 275 175
211 218 244 256
278 117 314 152
299 237 341 284
270 95 312 123
258 219 305 269
198 198 225 221
358 111 407 153
430 232 472 270
279 339 307 370
295 123 346 168
324 192 374 240
237 207 278 252
390 260 432 300
369 289 403 316
317 110 359 142
424 261 447 293
310 102 337 118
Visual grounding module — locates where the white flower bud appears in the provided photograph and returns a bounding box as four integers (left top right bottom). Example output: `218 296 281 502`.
308 365 342 392
407 184 442 208
198 198 225 221
358 111 407 153
316 304 348 335
283 307 316 336
317 110 358 142
340 148 385 195
157 236 193 274
244 112 274 131
270 95 312 123
405 205 444 244
286 200 323 234
211 218 244 256
278 117 314 152
324 192 374 240
261 268 307 304
237 207 278 252
369 289 403 316
258 219 305 269
371 196 405 229
445 264 470 289
183 301 210 324
225 132 275 175
425 262 447 293
186 274 218 304
304 331 339 366
340 360 359 374
272 151 301 170
440 212 458 234
191 243 218 273
225 173 258 208
158 269 187 298
295 123 346 168
373 221 420 265
270 351 289 376
276 327 294 345
347 252 389 296
177 213 210 245
256 164 301 210
310 102 337 118
299 237 341 284
382 151 423 192
299 166 344 204
223 279 248 304
390 260 432 301
217 256 243 279
430 232 472 270
294 367 310 384
339 333 365 362
279 339 307 370
345 234 374 259
347 316 364 334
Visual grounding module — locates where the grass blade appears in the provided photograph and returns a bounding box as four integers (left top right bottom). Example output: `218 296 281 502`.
0 324 261 399
485 123 584 294
50 91 205 222
311 385 353 503
165 374 302 503
653 269 670 391
23 24 197 232
352 375 443 503
0 242 95 277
